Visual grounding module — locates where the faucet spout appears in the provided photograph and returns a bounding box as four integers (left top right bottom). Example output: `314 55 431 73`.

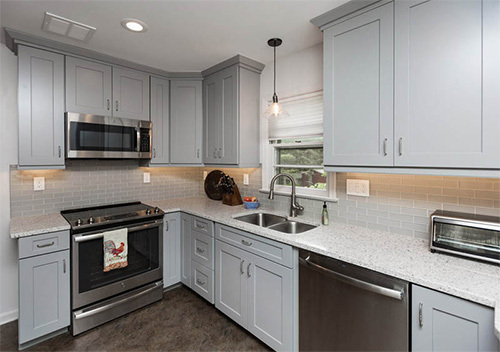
268 173 304 217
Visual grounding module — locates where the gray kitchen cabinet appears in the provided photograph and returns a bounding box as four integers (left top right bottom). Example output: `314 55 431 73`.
163 212 181 288
18 45 65 168
65 56 112 116
180 213 192 287
150 77 170 165
322 2 394 167
412 285 498 352
394 0 500 168
170 80 203 165
202 61 262 167
112 66 150 120
19 250 70 348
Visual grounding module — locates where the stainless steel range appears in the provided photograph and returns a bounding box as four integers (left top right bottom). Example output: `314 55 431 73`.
61 202 164 335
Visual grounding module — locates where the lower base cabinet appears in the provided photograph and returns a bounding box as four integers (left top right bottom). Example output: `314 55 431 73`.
163 213 181 288
412 284 499 352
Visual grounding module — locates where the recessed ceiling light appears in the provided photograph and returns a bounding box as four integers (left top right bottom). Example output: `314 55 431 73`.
121 18 148 33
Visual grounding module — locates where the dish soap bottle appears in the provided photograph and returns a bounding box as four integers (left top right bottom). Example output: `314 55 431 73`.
321 201 329 226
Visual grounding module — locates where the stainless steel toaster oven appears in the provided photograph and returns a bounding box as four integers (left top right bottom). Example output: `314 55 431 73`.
430 210 500 264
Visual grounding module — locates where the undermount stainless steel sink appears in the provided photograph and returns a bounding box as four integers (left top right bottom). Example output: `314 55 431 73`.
235 212 318 234
235 213 287 227
268 221 318 234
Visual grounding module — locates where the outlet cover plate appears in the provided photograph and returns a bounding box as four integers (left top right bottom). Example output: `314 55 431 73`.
346 179 369 197
143 172 150 183
33 177 45 191
243 174 249 185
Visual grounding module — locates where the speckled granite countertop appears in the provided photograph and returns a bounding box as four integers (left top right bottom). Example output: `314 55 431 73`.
10 197 500 339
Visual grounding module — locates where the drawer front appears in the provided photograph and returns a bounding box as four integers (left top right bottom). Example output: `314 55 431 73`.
191 260 214 304
192 231 214 270
191 216 214 237
215 224 293 268
19 231 70 259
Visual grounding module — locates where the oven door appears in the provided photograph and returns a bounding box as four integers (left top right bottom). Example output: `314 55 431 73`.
72 220 163 309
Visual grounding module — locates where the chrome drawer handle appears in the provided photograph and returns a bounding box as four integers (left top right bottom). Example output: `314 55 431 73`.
241 239 252 246
196 278 205 286
240 260 244 275
383 138 388 156
196 247 205 253
196 224 205 229
37 241 55 248
419 302 423 327
399 138 403 156
247 263 251 278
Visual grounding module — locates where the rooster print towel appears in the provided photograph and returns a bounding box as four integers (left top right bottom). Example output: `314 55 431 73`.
103 228 128 272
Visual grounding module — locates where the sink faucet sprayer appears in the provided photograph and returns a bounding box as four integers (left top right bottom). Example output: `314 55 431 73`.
268 173 304 217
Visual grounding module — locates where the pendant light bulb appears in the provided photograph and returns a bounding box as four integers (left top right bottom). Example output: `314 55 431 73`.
263 38 289 119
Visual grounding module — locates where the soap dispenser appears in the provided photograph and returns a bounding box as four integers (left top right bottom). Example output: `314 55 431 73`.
321 201 329 226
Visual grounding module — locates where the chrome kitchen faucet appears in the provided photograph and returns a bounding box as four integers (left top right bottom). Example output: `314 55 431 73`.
268 173 304 217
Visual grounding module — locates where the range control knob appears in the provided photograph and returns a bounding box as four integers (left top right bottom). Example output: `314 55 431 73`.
76 218 83 226
146 209 152 215
154 207 160 214
88 217 95 224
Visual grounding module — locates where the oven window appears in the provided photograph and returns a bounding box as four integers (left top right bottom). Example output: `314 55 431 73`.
70 122 137 152
77 226 160 293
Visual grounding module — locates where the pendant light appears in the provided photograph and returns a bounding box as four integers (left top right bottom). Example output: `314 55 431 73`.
263 38 290 119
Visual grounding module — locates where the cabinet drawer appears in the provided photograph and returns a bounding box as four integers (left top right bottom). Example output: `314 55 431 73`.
215 224 293 268
191 260 214 304
191 216 214 237
192 231 214 270
19 231 70 259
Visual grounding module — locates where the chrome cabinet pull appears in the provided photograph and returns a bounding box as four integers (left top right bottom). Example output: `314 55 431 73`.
399 138 403 156
165 221 168 231
196 224 205 229
63 259 66 273
419 302 423 327
241 239 252 246
196 247 205 253
115 101 119 111
58 146 61 158
383 138 388 156
196 148 200 159
37 241 54 248
106 99 110 110
217 148 222 158
153 148 156 158
240 260 245 275
247 263 251 278
196 278 205 286
213 149 217 158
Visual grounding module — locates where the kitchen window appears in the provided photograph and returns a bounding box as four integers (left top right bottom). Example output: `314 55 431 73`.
262 92 336 200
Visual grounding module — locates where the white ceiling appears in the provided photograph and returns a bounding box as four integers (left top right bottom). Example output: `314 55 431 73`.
0 0 347 72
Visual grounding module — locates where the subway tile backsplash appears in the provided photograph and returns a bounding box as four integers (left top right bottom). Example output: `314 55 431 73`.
10 163 500 240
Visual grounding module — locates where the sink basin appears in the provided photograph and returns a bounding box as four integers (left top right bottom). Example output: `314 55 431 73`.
268 221 317 234
235 213 287 227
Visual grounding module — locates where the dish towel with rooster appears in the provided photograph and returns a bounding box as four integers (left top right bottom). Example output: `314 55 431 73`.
103 228 128 272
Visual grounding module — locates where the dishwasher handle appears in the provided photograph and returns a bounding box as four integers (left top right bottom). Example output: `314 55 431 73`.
300 256 404 301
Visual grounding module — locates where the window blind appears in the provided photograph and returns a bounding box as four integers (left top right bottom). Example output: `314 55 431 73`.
268 92 323 140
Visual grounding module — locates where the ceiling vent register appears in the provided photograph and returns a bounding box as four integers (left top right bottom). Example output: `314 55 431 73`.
42 12 96 42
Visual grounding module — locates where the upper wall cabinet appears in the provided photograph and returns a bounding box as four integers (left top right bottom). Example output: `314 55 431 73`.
65 57 112 116
112 67 150 120
18 45 65 168
170 80 203 165
150 77 170 165
202 56 264 167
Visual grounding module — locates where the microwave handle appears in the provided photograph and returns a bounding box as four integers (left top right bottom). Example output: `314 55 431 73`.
73 221 161 243
136 127 140 152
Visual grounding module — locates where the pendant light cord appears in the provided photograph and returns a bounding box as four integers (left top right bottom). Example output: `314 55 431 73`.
273 45 277 95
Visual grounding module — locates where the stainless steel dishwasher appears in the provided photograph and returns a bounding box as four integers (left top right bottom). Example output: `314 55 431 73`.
299 250 409 351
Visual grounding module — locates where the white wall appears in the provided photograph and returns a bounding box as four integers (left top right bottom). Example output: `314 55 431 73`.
0 43 19 324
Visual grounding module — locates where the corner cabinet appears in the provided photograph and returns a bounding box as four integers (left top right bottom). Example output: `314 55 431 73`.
412 285 498 351
150 77 170 165
317 0 500 174
170 80 203 165
163 213 181 288
202 57 263 167
18 45 65 168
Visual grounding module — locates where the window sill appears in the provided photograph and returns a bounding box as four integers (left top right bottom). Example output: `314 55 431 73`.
258 189 339 203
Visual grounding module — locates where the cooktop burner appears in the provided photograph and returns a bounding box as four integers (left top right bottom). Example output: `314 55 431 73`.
61 202 163 231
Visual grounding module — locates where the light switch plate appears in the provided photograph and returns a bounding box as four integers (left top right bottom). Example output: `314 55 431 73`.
143 172 150 183
33 177 45 191
243 174 249 185
346 179 369 197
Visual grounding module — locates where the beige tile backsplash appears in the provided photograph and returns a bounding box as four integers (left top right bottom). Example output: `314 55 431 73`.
10 163 499 240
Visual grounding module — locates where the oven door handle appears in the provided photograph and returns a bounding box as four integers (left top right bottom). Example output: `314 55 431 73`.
73 221 162 243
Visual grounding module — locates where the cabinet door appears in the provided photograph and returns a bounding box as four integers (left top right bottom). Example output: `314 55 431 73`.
19 251 70 345
412 285 498 352
203 73 221 164
18 46 65 167
215 240 248 327
163 213 181 288
170 80 203 164
150 77 170 164
323 2 394 167
112 67 150 120
65 56 112 116
395 0 500 168
180 213 192 287
247 252 293 352
218 66 239 164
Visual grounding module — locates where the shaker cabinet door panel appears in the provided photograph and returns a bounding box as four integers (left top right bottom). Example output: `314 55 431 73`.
163 213 181 288
112 67 150 120
180 214 192 287
203 74 220 164
19 250 70 345
18 46 65 167
65 56 112 116
323 2 394 167
150 77 170 164
394 0 500 168
219 66 239 164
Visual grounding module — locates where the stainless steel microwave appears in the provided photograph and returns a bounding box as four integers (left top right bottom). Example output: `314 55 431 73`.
430 210 500 264
65 112 152 159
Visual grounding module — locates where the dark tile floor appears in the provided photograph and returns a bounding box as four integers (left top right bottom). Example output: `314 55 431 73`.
0 286 271 352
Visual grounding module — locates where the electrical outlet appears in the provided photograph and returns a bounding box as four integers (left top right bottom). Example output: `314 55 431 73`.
143 172 150 184
33 177 45 191
243 174 249 185
346 179 369 197
203 171 208 180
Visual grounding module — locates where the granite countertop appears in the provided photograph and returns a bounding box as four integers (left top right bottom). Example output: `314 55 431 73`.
10 196 500 339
